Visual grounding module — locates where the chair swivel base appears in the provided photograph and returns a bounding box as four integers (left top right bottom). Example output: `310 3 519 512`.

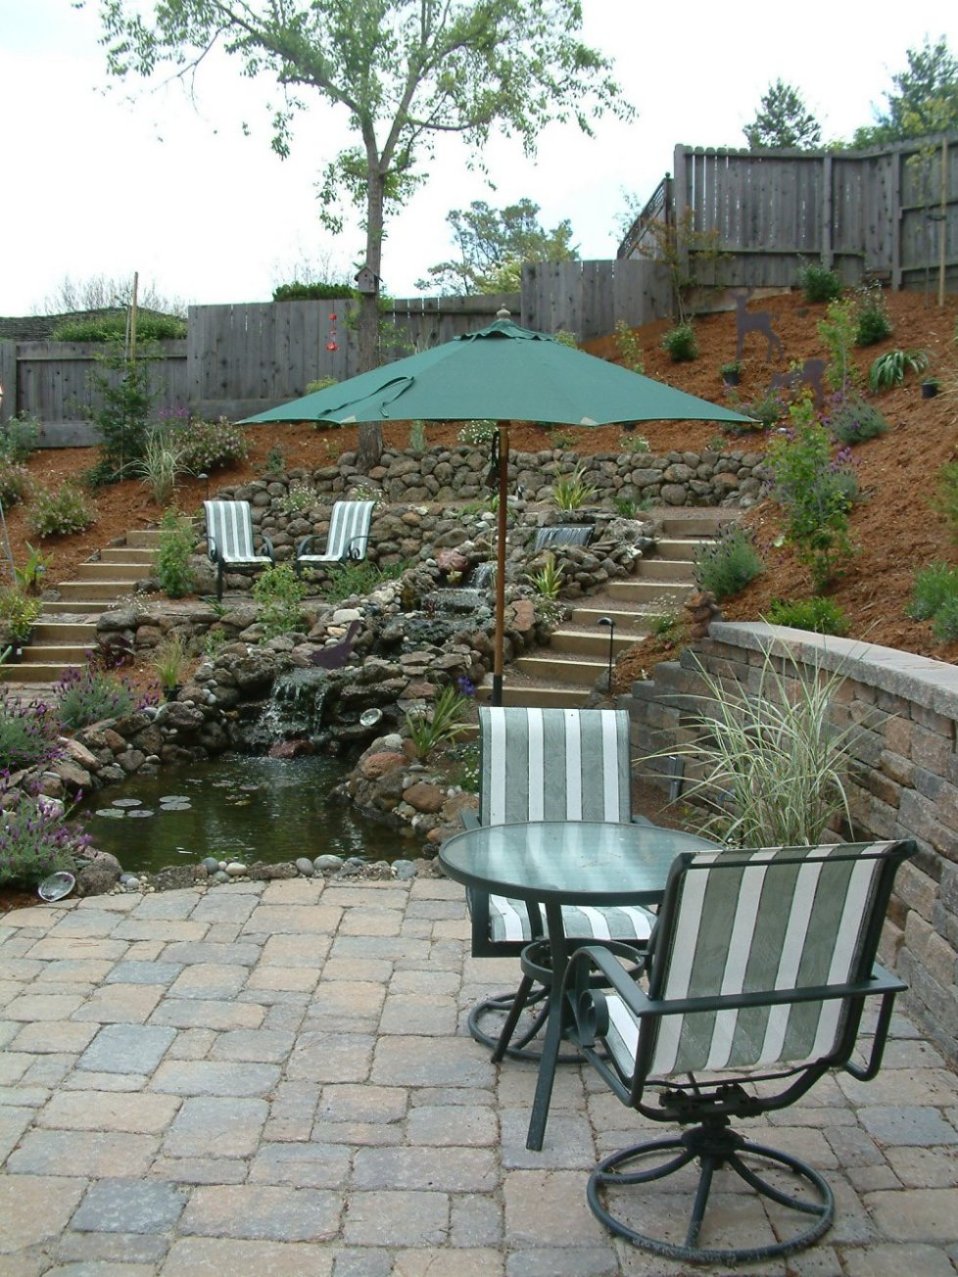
587 1123 834 1265
467 983 582 1064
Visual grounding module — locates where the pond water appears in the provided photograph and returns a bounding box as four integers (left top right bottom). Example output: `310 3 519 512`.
75 754 405 876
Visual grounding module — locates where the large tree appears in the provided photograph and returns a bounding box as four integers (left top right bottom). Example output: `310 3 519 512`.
93 0 631 463
853 36 958 146
743 79 822 150
418 198 578 295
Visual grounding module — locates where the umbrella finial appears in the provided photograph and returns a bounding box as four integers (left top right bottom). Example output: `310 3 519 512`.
496 306 511 319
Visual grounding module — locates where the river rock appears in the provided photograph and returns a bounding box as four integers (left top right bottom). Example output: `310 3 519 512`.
402 780 444 814
295 857 315 876
360 750 406 780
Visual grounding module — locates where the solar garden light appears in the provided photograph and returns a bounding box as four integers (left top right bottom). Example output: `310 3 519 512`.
597 616 616 690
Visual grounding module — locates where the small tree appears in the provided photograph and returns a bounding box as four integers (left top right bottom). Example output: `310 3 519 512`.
853 36 958 145
744 79 822 150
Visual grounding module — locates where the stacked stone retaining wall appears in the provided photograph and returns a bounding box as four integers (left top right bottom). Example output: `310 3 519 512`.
624 620 958 1067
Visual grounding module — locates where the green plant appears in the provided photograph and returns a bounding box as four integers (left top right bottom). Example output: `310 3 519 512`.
854 281 893 346
613 319 644 372
132 426 191 505
304 375 339 393
0 588 42 644
55 666 137 731
458 419 498 446
26 484 97 539
0 414 41 463
720 361 741 377
264 445 287 476
740 388 788 429
156 509 197 598
618 433 650 454
767 414 855 591
0 784 84 890
823 393 890 445
179 417 250 473
907 561 958 620
13 544 52 595
647 647 858 846
546 428 576 449
273 281 354 301
552 464 596 511
932 596 958 642
817 297 860 392
528 552 563 599
650 610 680 639
87 340 159 480
0 463 32 507
931 461 958 538
152 632 189 693
408 420 427 453
319 559 407 603
692 526 764 601
553 329 578 348
404 684 472 761
867 348 929 391
613 496 638 518
52 314 186 342
251 564 308 638
280 482 315 515
764 596 850 635
446 738 480 793
661 322 698 362
798 262 842 304
202 627 228 657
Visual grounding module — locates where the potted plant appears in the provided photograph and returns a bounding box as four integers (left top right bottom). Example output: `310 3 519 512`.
720 361 742 387
921 376 940 399
152 632 188 701
0 587 42 660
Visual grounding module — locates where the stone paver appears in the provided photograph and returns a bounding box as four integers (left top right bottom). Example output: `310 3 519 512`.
0 876 957 1275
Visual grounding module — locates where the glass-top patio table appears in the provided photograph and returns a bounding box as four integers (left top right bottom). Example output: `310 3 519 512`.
440 820 721 1150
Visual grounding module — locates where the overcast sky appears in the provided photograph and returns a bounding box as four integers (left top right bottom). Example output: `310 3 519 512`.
3 0 957 314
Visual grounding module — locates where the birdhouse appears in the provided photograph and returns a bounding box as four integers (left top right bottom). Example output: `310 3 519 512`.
354 265 381 295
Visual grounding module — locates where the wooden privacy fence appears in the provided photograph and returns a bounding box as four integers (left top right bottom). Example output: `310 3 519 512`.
622 136 958 296
1 261 668 434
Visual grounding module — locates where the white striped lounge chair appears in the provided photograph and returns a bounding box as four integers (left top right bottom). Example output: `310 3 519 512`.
203 500 275 601
564 838 915 1265
295 500 375 573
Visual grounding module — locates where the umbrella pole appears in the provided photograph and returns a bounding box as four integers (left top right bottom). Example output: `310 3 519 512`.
493 421 509 707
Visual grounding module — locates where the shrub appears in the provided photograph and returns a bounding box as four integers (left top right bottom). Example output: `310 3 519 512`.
823 393 890 445
0 463 32 507
251 564 308 638
132 427 191 505
0 692 62 771
404 684 473 761
932 461 958 540
739 388 788 429
0 414 41 463
319 559 406 603
88 343 159 478
0 587 43 644
458 420 498 446
552 464 596 511
26 484 97 538
764 596 850 635
273 281 354 301
279 482 315 515
56 666 137 731
14 544 52 595
152 632 189 694
156 510 197 598
854 282 893 346
52 314 186 342
619 433 650 454
613 319 644 372
798 263 842 303
304 376 339 394
693 526 763 601
661 322 698 362
178 418 250 473
818 297 860 392
907 561 958 620
932 596 958 643
0 784 88 889
868 348 928 391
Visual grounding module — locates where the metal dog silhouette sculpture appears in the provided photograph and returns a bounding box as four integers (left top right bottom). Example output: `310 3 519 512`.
734 293 784 363
769 358 826 408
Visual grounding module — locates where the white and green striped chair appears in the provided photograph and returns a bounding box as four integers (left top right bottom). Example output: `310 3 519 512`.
204 500 275 601
563 838 915 1266
466 706 656 1056
295 500 375 574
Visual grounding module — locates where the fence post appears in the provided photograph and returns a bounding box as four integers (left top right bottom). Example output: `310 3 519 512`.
821 154 833 271
0 341 16 424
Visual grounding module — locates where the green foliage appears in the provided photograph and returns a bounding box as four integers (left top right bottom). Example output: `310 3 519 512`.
319 559 407 603
273 281 354 301
132 427 191 505
613 319 644 372
853 37 958 146
553 330 578 349
817 297 860 391
798 263 842 304
767 414 855 591
0 693 62 772
251 564 308 638
636 207 727 324
305 376 339 394
528 552 563 600
0 587 42 642
646 648 858 847
613 496 641 518
179 418 250 473
907 561 958 620
932 596 958 643
931 460 958 538
404 684 472 761
546 428 576 449
264 446 287 476
152 632 189 692
661 322 698 362
552 464 596 511
88 342 158 478
418 197 578 294
446 738 480 792
868 347 929 391
824 393 890 445
457 419 498 446
14 544 52 595
56 666 137 731
0 463 32 507
0 786 82 889
0 414 41 463
408 420 427 453
26 484 97 539
52 313 186 342
156 510 197 598
764 596 850 635
854 282 893 346
650 610 680 639
692 526 764 601
279 482 315 515
743 79 822 149
740 388 788 429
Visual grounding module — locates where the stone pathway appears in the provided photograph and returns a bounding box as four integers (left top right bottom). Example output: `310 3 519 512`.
1 877 957 1276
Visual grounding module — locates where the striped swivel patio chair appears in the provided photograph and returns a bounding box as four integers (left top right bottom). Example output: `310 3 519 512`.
203 500 275 601
562 838 916 1266
465 706 655 1055
295 500 375 574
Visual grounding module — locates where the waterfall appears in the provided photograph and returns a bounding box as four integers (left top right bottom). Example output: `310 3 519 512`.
248 668 329 749
470 561 496 589
533 525 593 550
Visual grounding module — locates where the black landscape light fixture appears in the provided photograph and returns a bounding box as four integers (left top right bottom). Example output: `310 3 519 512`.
597 616 616 690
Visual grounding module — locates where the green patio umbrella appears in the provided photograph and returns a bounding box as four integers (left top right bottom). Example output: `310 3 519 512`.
241 313 753 703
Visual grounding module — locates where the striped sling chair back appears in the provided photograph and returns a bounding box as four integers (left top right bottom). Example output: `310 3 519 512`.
204 501 262 564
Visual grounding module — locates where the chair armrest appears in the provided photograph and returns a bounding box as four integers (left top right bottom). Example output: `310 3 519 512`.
296 535 324 557
346 533 370 559
259 533 275 561
842 963 907 1082
207 533 222 565
460 808 480 831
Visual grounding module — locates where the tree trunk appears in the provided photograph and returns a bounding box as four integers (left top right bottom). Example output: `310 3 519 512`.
355 165 387 470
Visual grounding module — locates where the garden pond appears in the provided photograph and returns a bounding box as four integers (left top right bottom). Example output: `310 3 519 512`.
73 754 404 876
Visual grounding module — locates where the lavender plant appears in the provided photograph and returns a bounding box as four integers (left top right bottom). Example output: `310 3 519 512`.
0 779 91 888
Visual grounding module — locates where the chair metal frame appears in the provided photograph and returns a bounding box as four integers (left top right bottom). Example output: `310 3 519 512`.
295 500 376 574
203 500 275 601
561 838 915 1265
